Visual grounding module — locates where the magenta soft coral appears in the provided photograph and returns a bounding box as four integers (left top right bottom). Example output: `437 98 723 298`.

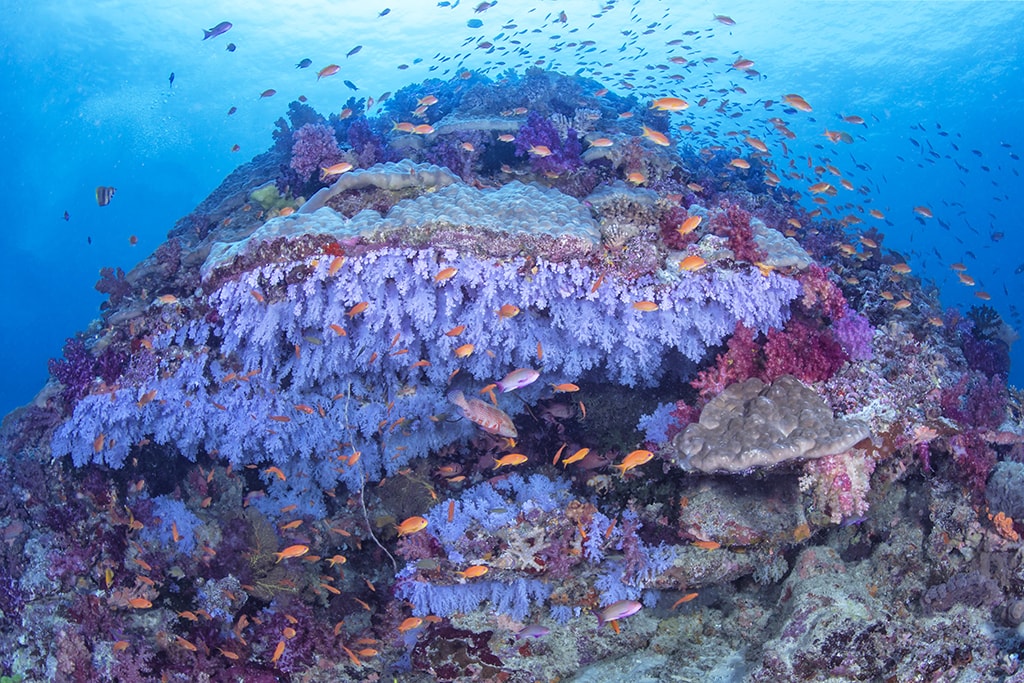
762 319 848 384
691 323 760 400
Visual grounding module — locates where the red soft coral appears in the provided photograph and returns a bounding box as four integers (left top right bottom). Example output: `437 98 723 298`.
762 318 848 383
710 201 766 264
691 323 761 400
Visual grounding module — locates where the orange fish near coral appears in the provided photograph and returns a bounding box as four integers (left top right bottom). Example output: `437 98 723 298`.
678 255 707 272
322 162 353 177
398 617 423 632
614 449 653 475
561 447 590 467
396 516 428 537
650 97 688 111
347 301 369 317
448 390 517 438
677 215 702 235
456 565 489 579
493 453 528 469
274 544 310 563
640 125 670 146
435 266 458 282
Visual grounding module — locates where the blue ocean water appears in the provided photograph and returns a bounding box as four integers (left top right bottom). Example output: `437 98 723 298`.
1 0 1021 417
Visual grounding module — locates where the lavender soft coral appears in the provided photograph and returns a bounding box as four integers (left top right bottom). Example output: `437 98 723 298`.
290 123 342 182
52 242 800 498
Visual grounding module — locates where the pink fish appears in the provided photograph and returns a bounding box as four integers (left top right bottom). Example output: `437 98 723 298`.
595 599 642 627
496 368 540 393
448 391 517 438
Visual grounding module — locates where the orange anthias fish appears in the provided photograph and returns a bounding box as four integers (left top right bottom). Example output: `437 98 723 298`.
448 390 517 438
274 544 310 563
497 304 520 319
650 97 688 111
434 266 458 282
493 453 528 469
456 565 489 579
614 449 654 475
640 125 670 146
322 162 353 177
561 447 590 468
395 516 428 537
317 64 340 80
398 617 424 632
678 255 707 272
677 215 702 235
782 93 812 112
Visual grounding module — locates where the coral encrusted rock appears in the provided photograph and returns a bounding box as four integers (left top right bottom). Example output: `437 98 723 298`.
668 375 870 473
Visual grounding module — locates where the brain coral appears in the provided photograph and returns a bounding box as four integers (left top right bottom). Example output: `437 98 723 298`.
669 375 870 473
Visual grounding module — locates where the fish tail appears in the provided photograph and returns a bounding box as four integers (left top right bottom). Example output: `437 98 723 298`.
203 29 212 39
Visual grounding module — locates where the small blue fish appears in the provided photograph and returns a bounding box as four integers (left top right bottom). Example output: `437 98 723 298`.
346 45 362 58
296 58 312 69
344 80 358 91
168 72 174 88
226 43 236 52
467 18 483 28
378 8 390 16
203 21 232 40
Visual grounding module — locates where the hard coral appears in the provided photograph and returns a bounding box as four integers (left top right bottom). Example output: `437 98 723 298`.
671 375 870 473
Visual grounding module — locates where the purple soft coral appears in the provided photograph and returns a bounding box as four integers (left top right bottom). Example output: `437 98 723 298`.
290 123 342 181
514 110 582 176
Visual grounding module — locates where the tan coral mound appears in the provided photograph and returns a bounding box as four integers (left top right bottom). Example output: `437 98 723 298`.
669 375 870 473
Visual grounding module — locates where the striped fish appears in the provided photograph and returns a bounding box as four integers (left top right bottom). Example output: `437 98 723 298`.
95 186 116 207
447 390 516 438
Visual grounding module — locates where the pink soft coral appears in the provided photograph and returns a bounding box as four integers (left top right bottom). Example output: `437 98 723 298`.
797 264 848 320
799 450 875 524
691 323 760 400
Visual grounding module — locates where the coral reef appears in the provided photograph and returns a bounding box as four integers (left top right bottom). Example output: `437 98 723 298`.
0 63 1019 683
